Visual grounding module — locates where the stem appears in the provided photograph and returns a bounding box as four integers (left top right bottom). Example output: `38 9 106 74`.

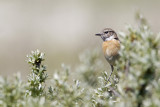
106 65 114 83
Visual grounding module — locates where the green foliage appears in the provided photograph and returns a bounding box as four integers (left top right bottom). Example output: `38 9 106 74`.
26 50 48 97
92 13 160 107
77 49 105 87
0 73 26 107
115 14 160 107
92 71 119 107
0 13 159 107
48 64 86 106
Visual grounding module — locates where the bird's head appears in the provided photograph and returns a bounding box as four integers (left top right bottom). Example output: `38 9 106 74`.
95 28 119 41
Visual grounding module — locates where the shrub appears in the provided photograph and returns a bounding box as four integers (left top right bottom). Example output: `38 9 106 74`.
0 13 159 107
92 13 160 107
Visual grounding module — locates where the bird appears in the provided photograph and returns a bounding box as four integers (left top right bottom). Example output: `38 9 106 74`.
95 28 120 82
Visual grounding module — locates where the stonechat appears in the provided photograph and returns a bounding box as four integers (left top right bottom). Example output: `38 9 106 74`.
95 28 120 82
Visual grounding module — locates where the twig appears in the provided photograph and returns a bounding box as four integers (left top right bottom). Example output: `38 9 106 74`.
106 65 114 83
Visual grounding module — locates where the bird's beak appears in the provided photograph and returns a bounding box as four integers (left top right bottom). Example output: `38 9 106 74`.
95 33 102 36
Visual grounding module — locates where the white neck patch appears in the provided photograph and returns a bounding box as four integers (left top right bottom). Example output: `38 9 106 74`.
105 35 114 41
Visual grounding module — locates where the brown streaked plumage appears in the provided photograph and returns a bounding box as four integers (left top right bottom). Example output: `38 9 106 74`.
103 39 120 65
95 28 120 83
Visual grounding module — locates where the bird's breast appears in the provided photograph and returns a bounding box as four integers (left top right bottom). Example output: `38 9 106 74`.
102 40 120 58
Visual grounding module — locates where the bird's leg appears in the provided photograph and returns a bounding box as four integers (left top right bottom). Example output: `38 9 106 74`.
107 65 114 83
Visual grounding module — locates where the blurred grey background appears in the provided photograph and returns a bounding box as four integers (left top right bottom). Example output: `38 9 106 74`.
0 0 160 78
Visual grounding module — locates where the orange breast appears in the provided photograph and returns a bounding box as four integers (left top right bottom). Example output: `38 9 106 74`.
102 40 120 58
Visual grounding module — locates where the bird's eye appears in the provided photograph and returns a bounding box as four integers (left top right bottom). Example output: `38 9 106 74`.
104 31 108 34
